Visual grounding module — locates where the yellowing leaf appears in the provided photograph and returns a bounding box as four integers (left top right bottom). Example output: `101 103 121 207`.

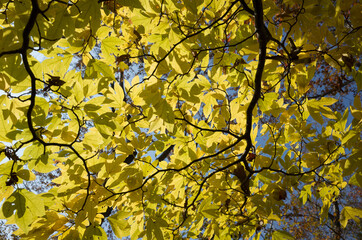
154 99 175 124
2 190 45 234
1 0 361 239
199 197 219 219
28 154 58 173
101 37 125 63
17 169 36 181
85 198 98 225
77 0 101 33
259 92 278 112
83 128 105 149
90 60 115 79
83 225 107 240
300 185 312 205
349 172 362 188
272 230 295 240
148 117 163 133
107 82 125 108
22 142 44 161
340 206 362 228
21 189 45 218
108 211 132 238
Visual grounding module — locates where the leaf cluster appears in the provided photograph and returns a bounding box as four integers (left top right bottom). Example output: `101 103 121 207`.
0 0 361 239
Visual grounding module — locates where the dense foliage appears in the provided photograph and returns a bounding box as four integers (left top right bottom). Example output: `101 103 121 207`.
0 0 361 239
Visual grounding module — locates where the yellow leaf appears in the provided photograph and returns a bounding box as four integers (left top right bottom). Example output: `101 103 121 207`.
341 206 362 228
107 82 125 108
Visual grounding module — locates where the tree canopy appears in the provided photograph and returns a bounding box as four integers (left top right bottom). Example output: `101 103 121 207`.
0 0 361 239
